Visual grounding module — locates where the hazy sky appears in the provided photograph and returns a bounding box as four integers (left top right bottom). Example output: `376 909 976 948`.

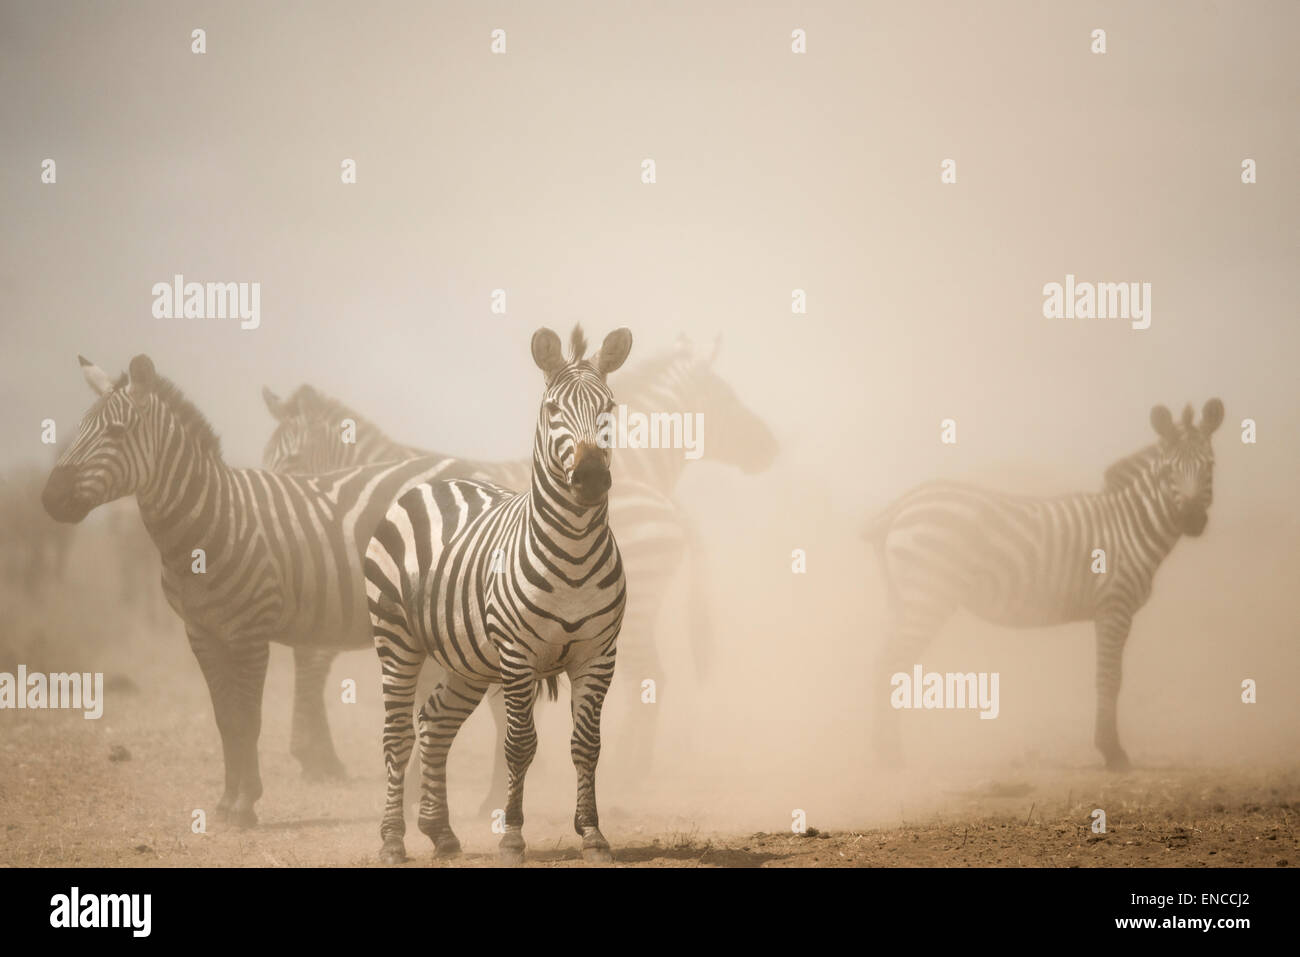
2 0 1296 513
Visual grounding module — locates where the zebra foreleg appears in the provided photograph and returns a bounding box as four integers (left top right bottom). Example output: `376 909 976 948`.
414 673 488 859
376 632 423 865
227 640 270 828
1093 610 1134 771
476 686 509 818
289 646 345 780
569 658 615 863
188 632 268 828
498 675 541 865
187 631 241 823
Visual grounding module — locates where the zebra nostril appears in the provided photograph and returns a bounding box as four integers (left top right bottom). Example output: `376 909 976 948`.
571 460 611 496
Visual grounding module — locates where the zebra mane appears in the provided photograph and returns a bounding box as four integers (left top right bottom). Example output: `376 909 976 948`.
606 352 685 403
1102 443 1161 492
280 384 390 440
568 326 588 363
116 371 223 457
283 384 337 417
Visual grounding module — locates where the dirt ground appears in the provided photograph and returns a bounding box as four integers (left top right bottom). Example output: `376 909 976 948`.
2 530 1297 869
3 727 1296 867
2 665 1295 868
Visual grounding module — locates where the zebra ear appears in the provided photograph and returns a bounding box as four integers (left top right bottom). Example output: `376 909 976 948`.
531 328 565 380
1200 398 1224 436
78 355 114 396
1150 404 1176 440
127 354 156 397
262 386 285 419
595 328 633 376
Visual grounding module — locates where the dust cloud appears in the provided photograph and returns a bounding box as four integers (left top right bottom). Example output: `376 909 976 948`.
1 1 1296 848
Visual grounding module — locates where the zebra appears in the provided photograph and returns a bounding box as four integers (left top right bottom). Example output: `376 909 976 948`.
863 399 1224 770
262 334 777 807
366 325 630 865
0 464 76 590
41 353 462 825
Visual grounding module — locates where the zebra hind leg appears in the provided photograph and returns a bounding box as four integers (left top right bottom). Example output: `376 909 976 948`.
569 660 616 864
290 646 346 781
872 596 951 769
414 673 488 859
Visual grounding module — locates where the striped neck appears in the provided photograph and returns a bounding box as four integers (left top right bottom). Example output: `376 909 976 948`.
525 416 612 557
334 413 423 467
135 407 231 564
1097 461 1183 559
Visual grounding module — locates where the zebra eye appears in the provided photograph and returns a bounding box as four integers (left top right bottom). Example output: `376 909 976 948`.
104 423 126 439
545 400 561 415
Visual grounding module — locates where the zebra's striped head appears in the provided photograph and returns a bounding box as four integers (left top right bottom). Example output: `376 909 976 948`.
532 325 632 506
43 355 220 523
1150 398 1223 537
670 333 778 474
262 386 340 473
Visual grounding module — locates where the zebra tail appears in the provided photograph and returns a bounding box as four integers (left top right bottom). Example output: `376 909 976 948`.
544 676 559 701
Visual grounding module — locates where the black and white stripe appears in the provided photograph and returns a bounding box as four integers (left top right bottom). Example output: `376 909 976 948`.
41 354 459 824
263 336 777 809
863 399 1224 769
365 326 630 864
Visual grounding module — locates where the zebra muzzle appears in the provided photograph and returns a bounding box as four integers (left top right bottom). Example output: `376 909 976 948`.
570 456 611 504
42 467 93 523
1180 506 1208 536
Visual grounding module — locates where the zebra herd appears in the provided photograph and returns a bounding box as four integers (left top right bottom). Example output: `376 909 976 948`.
37 325 1223 863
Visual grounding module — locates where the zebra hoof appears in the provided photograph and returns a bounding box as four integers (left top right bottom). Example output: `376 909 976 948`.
582 845 613 864
230 806 258 829
498 846 526 866
581 828 612 864
379 840 407 866
434 835 462 859
498 830 526 866
1105 751 1132 772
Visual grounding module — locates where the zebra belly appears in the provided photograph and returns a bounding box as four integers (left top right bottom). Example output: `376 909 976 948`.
421 627 502 685
962 571 1094 629
422 590 624 682
965 598 1088 630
